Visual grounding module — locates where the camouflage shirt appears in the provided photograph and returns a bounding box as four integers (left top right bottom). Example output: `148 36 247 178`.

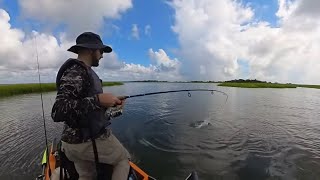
51 63 110 144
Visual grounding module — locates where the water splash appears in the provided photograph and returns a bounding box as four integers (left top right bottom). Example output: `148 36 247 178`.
190 118 212 128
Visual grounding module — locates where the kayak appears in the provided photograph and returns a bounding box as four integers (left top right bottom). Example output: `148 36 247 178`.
36 138 199 180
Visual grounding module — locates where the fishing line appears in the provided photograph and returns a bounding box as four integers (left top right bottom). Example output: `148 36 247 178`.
34 36 51 177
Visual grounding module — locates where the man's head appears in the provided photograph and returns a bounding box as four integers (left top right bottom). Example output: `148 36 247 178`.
68 32 112 67
77 48 104 67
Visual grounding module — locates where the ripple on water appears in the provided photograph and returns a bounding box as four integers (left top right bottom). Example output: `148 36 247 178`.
1 83 320 180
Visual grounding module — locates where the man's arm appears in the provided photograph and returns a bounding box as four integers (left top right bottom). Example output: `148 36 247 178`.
51 64 101 124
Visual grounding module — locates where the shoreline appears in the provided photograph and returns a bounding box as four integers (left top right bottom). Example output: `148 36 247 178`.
1 81 319 98
0 82 124 98
217 82 320 89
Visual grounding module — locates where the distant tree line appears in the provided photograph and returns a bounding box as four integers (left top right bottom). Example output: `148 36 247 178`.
224 79 269 83
190 80 217 83
129 80 168 82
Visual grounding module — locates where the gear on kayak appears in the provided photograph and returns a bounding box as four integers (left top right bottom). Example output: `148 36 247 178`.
36 138 199 180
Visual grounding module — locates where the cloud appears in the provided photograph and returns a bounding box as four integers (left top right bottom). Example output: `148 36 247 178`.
96 49 183 81
93 63 156 81
145 25 151 36
118 63 182 81
148 48 181 72
18 0 133 39
170 0 254 81
131 24 139 40
0 9 73 83
100 52 125 70
294 0 320 16
122 63 156 74
98 49 182 81
170 0 320 84
0 9 183 83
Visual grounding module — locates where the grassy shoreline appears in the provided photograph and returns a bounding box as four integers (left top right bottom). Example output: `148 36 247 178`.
218 82 320 89
1 81 318 98
0 82 124 98
218 82 297 88
297 84 320 89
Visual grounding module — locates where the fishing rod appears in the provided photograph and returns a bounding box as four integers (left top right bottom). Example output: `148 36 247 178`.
121 89 228 100
108 89 228 117
34 36 51 179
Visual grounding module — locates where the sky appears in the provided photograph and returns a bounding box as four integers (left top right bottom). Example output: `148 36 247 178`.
0 0 319 84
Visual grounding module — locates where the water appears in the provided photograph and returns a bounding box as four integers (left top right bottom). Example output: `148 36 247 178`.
0 83 320 180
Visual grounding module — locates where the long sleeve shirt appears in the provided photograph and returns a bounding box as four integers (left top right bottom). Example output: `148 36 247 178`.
51 63 106 144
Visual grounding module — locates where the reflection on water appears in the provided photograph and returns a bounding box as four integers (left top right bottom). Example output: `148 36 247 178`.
233 153 271 180
0 83 320 180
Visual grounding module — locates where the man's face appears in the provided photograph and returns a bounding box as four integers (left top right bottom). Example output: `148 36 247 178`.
91 49 103 67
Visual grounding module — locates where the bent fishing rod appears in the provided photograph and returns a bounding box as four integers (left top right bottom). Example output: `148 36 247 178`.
108 89 228 117
120 89 228 101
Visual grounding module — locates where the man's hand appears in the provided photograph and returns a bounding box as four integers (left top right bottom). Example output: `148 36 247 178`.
104 96 126 118
117 96 126 109
98 93 121 107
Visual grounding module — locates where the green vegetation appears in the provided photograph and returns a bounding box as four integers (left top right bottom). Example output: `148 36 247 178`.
125 80 219 83
126 80 168 82
218 82 297 88
297 84 320 89
189 81 217 83
218 79 320 89
102 82 124 86
0 83 56 98
124 79 320 89
0 82 124 98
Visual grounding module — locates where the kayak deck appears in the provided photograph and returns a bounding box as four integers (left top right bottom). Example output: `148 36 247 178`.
37 138 198 180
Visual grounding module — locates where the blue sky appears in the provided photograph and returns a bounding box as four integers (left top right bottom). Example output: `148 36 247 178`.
106 0 178 65
0 0 320 84
244 0 279 25
0 0 277 67
0 0 179 66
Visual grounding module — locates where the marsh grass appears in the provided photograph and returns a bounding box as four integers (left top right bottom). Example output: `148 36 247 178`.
218 82 297 88
297 85 320 89
0 82 124 98
218 82 320 89
102 82 124 86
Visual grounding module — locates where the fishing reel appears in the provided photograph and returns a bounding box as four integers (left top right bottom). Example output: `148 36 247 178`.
105 106 123 119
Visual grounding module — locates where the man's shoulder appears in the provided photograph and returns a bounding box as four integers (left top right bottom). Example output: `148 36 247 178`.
56 59 91 89
61 59 87 71
61 61 88 78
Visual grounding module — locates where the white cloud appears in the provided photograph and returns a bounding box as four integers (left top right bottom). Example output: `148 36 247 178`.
122 63 156 74
118 63 182 81
100 52 125 70
131 24 139 40
0 9 73 83
6 0 319 84
170 0 254 81
18 0 132 39
145 25 151 36
95 49 183 81
294 0 320 16
170 0 320 84
97 49 183 81
148 48 181 72
0 9 182 83
93 63 156 81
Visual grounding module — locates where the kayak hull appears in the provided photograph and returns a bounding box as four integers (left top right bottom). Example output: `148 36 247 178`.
37 138 198 180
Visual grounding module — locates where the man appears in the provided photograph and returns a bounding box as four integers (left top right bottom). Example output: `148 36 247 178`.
51 32 130 180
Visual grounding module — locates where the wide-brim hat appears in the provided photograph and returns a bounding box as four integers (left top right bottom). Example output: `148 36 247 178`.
68 32 112 54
